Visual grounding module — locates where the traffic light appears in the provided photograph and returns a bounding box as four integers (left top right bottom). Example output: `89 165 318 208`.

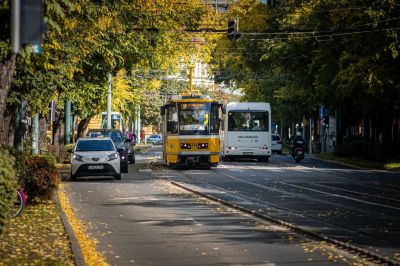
323 115 329 128
227 18 241 40
227 19 235 39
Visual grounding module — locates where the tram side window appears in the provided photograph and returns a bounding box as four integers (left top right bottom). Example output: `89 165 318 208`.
166 105 178 134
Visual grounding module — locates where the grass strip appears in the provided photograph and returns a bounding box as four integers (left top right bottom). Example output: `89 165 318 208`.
0 199 74 265
315 153 386 169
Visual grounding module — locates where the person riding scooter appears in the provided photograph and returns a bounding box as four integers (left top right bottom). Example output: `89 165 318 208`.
290 132 305 156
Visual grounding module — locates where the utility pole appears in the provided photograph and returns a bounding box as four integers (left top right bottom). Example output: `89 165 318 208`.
64 100 71 144
107 73 112 129
135 106 141 144
11 0 20 54
32 113 39 155
309 118 312 154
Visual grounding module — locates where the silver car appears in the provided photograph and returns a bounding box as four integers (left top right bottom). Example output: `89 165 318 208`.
70 137 121 181
271 134 283 154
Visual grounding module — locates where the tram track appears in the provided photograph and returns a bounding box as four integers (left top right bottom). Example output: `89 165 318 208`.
182 166 400 245
227 161 400 209
218 162 400 243
159 163 400 265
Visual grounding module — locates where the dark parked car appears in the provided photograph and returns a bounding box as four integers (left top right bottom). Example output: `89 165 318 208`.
87 129 135 173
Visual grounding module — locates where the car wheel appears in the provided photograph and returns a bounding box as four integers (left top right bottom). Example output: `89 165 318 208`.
261 156 269 162
71 173 76 181
114 173 121 180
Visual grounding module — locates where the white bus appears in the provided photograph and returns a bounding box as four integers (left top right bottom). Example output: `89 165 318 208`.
222 102 272 162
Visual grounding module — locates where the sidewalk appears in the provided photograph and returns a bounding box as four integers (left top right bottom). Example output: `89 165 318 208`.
313 153 400 172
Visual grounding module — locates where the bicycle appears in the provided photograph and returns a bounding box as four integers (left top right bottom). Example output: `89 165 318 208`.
11 188 27 218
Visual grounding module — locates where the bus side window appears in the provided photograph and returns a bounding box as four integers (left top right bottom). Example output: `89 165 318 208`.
166 105 178 134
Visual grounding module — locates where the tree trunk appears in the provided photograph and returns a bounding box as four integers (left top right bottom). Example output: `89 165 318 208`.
77 118 91 138
39 117 48 154
6 105 18 146
0 54 17 145
52 113 65 146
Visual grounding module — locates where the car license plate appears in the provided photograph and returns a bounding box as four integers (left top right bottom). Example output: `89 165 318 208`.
88 165 104 170
243 152 253 155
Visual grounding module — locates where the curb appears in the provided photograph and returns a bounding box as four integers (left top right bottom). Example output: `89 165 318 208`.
312 155 400 174
312 156 367 170
53 191 85 266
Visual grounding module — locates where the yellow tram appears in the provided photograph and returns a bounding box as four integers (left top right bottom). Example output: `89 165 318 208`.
160 91 223 169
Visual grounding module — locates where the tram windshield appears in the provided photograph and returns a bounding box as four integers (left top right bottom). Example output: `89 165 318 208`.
178 102 211 135
228 111 269 132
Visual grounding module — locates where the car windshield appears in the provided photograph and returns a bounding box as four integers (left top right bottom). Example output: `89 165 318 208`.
76 139 115 151
272 135 280 141
89 131 123 143
178 102 211 135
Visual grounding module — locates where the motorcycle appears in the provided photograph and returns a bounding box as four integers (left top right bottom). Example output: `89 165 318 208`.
292 145 305 163
289 139 305 163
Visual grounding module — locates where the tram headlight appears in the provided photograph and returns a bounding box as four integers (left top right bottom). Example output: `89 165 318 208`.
197 143 208 149
180 143 191 149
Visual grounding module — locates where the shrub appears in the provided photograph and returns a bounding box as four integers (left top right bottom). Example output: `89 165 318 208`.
334 140 363 157
23 156 60 203
39 154 57 166
0 150 17 233
47 144 70 163
0 145 24 179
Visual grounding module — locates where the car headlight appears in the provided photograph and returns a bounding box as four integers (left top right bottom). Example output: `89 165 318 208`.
108 153 119 161
72 154 83 161
228 146 236 150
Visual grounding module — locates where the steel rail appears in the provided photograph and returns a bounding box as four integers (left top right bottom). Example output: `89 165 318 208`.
169 179 399 266
227 161 400 210
159 166 400 266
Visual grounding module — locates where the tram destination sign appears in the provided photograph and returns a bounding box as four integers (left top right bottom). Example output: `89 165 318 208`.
180 103 205 109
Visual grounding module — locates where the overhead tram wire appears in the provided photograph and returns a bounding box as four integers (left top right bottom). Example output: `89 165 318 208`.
244 27 400 41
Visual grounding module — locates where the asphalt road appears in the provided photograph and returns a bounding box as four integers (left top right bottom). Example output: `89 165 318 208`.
62 146 399 265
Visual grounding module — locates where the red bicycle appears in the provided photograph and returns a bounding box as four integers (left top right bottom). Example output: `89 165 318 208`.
11 188 27 218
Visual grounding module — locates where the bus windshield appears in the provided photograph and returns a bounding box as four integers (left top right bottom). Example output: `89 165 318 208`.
178 102 211 135
228 111 269 132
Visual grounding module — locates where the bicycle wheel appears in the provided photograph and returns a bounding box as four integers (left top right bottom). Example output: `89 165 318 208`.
11 190 25 218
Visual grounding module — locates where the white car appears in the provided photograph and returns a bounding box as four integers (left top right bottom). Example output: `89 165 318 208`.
70 137 121 181
147 134 162 145
271 134 283 154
